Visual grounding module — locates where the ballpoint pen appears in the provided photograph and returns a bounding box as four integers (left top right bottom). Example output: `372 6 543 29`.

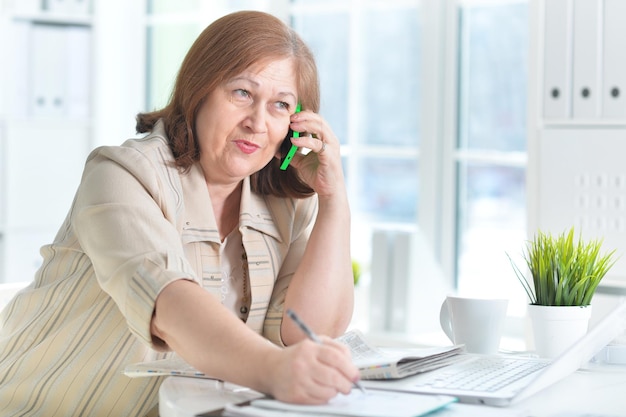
279 103 301 170
286 308 368 395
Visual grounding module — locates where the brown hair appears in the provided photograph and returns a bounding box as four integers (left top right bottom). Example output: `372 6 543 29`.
136 10 318 198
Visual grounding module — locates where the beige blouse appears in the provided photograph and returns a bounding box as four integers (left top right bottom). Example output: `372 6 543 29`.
0 121 317 417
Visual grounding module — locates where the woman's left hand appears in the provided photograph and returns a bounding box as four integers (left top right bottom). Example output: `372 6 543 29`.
287 110 345 198
280 110 354 343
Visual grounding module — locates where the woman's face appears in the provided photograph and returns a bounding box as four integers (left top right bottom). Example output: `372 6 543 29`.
195 57 298 185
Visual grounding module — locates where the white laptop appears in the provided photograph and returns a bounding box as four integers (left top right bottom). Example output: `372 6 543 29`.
362 301 626 406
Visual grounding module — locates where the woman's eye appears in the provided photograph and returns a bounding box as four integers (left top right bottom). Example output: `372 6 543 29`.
276 101 290 111
234 89 250 99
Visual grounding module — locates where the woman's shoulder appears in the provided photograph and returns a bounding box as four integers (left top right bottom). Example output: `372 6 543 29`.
81 125 180 196
89 123 174 167
121 121 172 155
78 126 185 215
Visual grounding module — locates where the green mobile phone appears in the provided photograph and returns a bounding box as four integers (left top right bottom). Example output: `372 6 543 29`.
280 103 302 170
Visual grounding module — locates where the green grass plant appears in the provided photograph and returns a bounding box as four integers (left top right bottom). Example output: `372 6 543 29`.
508 227 617 306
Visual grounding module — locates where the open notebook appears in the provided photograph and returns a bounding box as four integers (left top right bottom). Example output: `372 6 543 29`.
221 390 456 417
362 301 626 406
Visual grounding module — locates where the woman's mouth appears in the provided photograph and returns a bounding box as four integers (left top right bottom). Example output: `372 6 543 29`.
234 140 259 155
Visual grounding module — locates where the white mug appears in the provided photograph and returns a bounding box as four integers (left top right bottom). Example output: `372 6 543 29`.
439 295 508 354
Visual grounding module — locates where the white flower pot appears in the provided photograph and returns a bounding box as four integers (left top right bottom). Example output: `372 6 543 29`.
527 304 592 358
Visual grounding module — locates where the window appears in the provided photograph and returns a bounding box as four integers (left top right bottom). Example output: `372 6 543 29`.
453 0 529 312
291 1 421 268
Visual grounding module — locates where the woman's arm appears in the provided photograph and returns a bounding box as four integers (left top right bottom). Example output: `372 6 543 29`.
151 279 359 404
75 145 358 403
281 111 355 345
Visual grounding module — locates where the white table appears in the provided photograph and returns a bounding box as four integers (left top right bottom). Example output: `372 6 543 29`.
159 378 263 417
159 362 626 417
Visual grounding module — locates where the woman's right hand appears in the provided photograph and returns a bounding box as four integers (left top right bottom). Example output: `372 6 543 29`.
265 336 360 404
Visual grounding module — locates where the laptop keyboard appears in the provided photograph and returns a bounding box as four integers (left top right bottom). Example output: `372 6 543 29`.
415 357 550 392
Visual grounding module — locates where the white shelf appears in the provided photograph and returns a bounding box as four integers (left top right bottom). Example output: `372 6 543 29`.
529 0 626 294
12 12 92 27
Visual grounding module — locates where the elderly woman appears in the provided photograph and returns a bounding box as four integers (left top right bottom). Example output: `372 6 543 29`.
0 10 358 417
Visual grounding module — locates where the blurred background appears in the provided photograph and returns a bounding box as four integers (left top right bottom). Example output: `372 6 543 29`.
1 0 624 343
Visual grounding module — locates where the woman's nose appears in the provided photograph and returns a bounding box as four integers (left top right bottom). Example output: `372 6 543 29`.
244 104 268 133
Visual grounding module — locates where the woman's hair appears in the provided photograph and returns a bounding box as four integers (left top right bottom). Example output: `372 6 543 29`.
136 10 319 198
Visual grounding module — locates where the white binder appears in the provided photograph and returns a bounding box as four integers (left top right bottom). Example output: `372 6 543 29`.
369 229 450 335
369 230 415 333
602 0 626 119
389 232 411 333
0 23 6 118
543 0 573 120
69 0 91 15
29 24 68 117
12 0 42 14
7 22 31 119
571 0 601 119
369 230 392 332
65 26 91 119
45 0 71 13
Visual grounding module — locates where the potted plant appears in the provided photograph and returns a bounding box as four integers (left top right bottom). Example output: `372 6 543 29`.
508 227 617 357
